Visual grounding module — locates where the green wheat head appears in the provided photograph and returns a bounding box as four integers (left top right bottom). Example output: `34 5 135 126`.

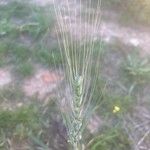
53 0 102 149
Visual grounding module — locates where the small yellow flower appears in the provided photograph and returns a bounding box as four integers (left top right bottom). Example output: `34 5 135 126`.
113 106 120 113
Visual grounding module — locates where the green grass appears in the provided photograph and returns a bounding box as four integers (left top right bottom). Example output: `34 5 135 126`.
0 100 65 149
11 44 31 63
0 85 25 103
89 127 131 150
34 44 62 67
0 19 16 37
0 39 61 70
30 101 64 149
0 103 41 149
15 61 34 78
0 104 40 135
0 1 31 39
0 41 32 65
0 41 31 67
0 0 56 70
28 6 55 38
0 1 31 19
0 41 10 66
19 6 54 39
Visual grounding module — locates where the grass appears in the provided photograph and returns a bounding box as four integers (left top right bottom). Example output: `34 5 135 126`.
34 44 62 67
0 0 56 69
0 100 61 149
0 1 31 39
88 127 131 150
0 39 26 63
0 100 67 149
0 19 16 37
30 100 68 149
0 41 10 66
0 1 31 19
0 85 25 103
11 44 31 63
19 6 55 40
0 103 42 149
0 104 40 136
15 61 34 78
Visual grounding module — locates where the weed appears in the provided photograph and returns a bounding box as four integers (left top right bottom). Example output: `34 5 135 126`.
123 52 150 84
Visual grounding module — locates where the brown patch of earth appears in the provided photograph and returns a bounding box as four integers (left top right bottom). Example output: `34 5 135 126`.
100 21 150 56
0 0 8 6
32 0 54 6
87 114 104 134
0 68 12 87
23 68 63 99
9 139 30 150
0 101 24 111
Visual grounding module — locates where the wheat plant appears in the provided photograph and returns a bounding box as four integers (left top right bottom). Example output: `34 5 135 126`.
53 0 102 149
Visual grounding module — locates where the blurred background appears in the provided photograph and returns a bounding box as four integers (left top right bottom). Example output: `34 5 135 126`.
0 0 150 149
